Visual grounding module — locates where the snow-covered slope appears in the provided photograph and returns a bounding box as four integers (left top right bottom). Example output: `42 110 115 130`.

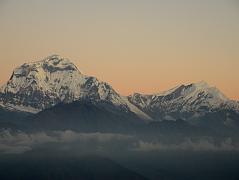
128 81 239 120
0 55 130 114
121 96 152 121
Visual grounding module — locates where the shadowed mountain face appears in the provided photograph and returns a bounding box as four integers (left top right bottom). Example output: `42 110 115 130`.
0 106 31 130
27 100 144 133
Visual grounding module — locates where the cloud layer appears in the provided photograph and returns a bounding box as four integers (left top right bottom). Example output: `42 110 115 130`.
1 129 239 154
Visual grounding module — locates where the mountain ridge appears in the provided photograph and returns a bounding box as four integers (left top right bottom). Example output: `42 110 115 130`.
0 55 238 123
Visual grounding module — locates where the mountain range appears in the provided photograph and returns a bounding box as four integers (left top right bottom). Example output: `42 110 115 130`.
0 55 238 134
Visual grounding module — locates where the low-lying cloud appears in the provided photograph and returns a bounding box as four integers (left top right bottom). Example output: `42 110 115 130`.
0 129 133 154
1 129 239 154
136 138 239 152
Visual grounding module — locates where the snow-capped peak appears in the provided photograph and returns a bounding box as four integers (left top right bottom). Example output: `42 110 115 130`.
182 81 229 102
159 81 228 103
0 55 129 113
17 54 79 74
0 55 152 120
153 81 210 98
1 55 82 98
128 81 234 117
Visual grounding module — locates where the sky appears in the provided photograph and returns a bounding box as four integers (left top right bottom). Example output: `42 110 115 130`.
0 0 238 99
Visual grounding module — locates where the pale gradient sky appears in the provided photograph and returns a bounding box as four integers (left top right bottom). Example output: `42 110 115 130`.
0 0 239 99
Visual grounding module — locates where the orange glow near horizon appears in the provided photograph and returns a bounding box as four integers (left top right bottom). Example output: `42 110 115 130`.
0 1 238 100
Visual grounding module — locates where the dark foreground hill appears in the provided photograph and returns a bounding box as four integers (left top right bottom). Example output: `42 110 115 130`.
0 155 148 180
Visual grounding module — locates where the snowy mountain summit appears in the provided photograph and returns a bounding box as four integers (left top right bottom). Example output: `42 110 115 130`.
0 55 130 113
128 81 239 120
